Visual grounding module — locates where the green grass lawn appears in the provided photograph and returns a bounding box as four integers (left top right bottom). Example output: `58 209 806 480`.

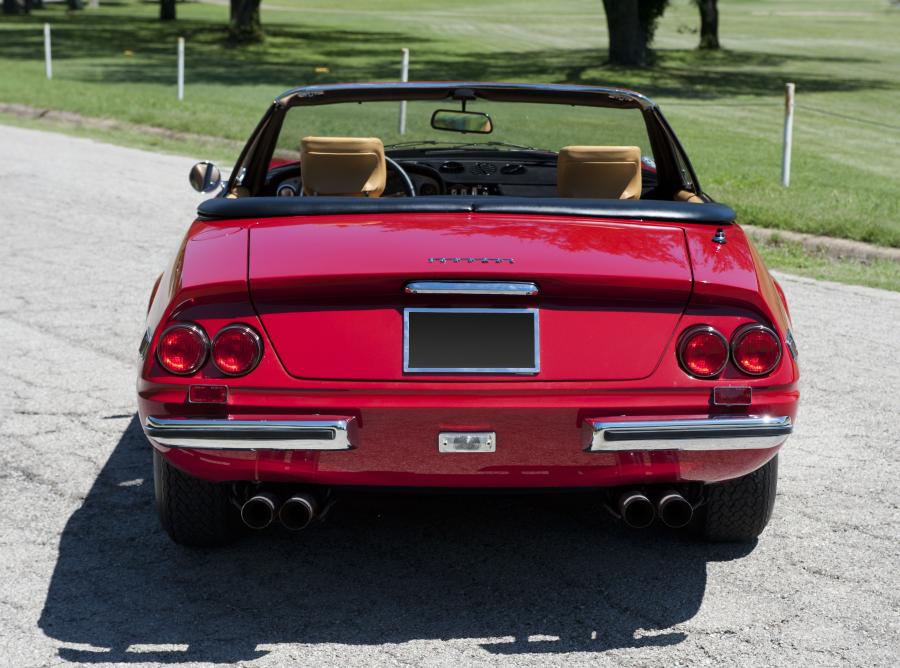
1 0 899 250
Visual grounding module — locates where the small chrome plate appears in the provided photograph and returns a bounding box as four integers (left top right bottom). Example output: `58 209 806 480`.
438 432 496 453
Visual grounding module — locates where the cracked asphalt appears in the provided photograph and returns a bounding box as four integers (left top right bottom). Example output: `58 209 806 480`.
0 125 898 667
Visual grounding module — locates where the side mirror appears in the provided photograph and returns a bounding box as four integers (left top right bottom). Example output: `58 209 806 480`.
430 109 493 134
189 161 222 193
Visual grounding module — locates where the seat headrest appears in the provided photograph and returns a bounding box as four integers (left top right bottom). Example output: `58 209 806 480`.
556 146 642 200
300 136 386 197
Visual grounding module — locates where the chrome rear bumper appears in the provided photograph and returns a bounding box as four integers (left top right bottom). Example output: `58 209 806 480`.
584 416 792 452
144 417 356 451
145 415 791 454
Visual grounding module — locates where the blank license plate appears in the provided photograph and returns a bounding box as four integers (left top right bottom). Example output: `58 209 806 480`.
404 308 539 373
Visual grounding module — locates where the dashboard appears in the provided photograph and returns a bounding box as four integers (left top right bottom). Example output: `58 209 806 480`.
388 155 560 197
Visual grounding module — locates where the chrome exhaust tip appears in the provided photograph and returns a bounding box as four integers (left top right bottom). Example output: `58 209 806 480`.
658 491 694 529
619 492 655 529
279 493 318 531
240 492 278 530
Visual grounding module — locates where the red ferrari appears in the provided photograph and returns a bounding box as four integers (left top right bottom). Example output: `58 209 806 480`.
138 82 799 546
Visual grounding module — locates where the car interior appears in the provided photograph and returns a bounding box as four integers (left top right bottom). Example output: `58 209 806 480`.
258 136 705 204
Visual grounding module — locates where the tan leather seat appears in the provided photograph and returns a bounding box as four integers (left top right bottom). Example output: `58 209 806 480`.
300 136 386 197
556 146 642 199
674 189 704 204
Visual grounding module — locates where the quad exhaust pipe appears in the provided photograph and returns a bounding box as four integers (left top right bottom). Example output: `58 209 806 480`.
279 493 319 531
657 490 694 528
240 492 279 530
617 490 694 529
240 490 319 530
618 492 655 529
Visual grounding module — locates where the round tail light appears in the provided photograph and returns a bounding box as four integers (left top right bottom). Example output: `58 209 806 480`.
156 324 208 375
211 324 263 376
678 326 728 378
732 324 781 376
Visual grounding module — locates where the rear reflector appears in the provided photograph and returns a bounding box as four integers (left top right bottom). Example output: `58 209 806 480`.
189 385 228 404
156 324 208 375
713 386 752 406
732 325 781 376
678 326 728 378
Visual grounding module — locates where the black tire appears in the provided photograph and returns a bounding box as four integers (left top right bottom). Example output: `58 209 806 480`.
699 455 778 542
153 449 241 547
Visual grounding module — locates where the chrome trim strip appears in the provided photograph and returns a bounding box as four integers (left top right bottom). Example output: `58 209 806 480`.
785 329 799 360
405 281 538 296
584 416 792 452
144 417 356 451
403 307 540 374
138 327 152 358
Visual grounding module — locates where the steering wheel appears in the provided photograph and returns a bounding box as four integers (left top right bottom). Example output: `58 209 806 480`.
385 156 416 197
292 156 416 197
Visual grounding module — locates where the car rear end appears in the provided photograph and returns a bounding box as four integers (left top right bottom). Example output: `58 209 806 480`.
138 209 798 544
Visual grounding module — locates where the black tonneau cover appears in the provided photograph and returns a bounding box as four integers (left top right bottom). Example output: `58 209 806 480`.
197 196 736 224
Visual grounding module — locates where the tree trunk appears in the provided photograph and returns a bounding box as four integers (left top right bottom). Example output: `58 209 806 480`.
159 0 175 21
2 0 22 15
602 0 646 66
229 0 263 43
696 0 719 50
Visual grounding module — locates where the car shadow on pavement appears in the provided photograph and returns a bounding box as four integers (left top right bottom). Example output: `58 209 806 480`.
39 416 754 664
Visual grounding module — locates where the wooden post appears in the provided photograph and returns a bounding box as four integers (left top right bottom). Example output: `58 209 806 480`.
398 48 409 135
43 23 52 80
177 37 185 101
781 82 795 187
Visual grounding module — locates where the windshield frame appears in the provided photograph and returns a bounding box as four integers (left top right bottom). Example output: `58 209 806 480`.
227 82 701 199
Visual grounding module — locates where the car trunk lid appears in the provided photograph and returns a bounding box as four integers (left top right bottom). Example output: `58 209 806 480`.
249 212 692 381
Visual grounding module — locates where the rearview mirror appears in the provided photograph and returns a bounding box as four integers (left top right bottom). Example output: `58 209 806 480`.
189 161 222 193
430 109 493 134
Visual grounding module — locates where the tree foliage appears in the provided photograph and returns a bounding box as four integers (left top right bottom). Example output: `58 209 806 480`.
601 0 670 67
638 0 670 46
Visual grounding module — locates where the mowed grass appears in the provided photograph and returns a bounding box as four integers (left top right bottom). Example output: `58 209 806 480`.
1 0 899 248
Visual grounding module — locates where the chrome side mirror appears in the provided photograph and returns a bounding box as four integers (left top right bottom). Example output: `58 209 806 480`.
189 161 222 193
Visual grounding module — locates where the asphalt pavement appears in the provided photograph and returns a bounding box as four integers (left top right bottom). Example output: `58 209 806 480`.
0 125 898 667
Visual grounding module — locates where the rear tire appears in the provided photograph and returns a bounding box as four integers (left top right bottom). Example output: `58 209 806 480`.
699 455 778 542
153 449 241 547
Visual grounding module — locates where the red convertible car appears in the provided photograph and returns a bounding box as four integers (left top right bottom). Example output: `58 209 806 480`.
138 82 799 546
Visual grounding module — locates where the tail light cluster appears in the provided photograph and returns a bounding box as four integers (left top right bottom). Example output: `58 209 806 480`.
678 323 781 379
156 322 262 377
157 324 208 375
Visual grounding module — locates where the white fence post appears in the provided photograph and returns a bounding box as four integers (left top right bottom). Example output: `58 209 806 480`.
398 48 409 135
781 82 795 187
177 37 185 101
43 23 52 80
